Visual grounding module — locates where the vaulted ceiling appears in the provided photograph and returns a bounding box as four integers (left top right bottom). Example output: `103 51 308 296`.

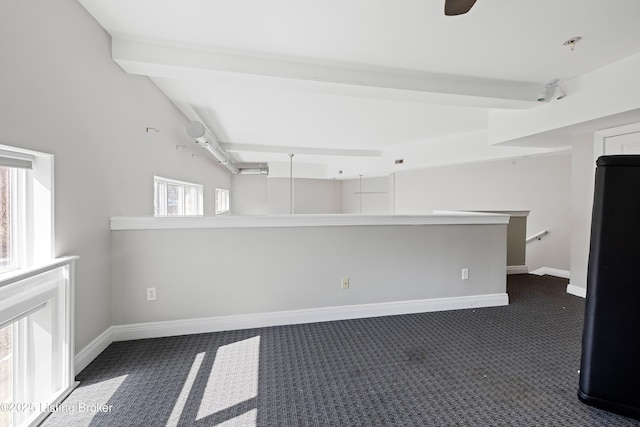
78 0 640 178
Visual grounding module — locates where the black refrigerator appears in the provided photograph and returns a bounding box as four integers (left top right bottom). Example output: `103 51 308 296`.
579 155 640 419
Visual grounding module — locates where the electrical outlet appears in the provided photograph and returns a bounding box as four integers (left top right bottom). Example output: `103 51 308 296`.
461 268 469 280
341 277 350 289
147 287 157 301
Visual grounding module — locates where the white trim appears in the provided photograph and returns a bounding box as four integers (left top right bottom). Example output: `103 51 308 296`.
463 210 530 217
112 294 509 342
529 267 570 279
27 382 79 427
0 256 79 289
0 257 77 425
566 284 587 299
111 212 510 230
154 175 203 188
74 327 114 374
594 122 640 158
507 265 528 275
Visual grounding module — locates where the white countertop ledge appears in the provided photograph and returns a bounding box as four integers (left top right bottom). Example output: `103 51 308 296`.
110 212 510 230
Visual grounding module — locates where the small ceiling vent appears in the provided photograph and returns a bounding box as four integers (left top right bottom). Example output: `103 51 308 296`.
236 162 269 175
395 159 404 165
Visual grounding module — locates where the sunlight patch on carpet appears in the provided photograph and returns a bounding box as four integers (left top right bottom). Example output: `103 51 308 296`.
196 336 260 422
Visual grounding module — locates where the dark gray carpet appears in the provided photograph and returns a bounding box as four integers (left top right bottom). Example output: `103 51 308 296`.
43 275 640 426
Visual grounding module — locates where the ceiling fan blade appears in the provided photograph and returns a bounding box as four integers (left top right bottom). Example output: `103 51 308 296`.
444 0 477 16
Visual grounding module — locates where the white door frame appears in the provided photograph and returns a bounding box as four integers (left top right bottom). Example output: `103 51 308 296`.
594 122 640 159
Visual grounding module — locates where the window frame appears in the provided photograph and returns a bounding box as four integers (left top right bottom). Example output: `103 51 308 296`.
215 188 230 215
0 144 62 426
154 176 204 217
0 148 51 273
0 166 18 273
0 258 77 427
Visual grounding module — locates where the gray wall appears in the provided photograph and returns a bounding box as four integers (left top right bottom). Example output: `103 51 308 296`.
506 216 527 266
393 153 572 271
0 0 230 352
111 224 506 325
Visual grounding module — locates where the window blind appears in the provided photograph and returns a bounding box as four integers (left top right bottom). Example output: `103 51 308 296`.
0 149 34 169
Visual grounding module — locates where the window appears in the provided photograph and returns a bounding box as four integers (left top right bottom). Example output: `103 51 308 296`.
215 188 229 215
0 149 40 273
0 324 12 427
0 167 16 272
0 259 76 427
0 145 72 427
154 176 203 217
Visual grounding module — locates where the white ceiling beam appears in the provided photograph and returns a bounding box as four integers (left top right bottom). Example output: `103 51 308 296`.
220 142 381 158
112 38 541 110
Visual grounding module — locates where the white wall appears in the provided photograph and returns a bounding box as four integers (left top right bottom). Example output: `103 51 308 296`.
230 175 268 215
342 176 394 214
292 178 342 214
569 135 596 291
393 153 572 271
0 0 229 352
231 175 342 214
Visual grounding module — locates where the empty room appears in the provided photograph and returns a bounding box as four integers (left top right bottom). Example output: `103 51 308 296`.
1 0 640 426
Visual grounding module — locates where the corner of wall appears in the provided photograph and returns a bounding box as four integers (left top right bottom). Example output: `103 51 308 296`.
566 284 587 298
74 327 114 374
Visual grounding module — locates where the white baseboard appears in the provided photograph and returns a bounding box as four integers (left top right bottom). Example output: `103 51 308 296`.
507 265 528 275
75 293 508 373
566 284 587 298
74 327 114 374
529 267 570 279
111 293 509 342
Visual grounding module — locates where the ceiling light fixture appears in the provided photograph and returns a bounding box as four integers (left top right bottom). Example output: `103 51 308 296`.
186 121 239 174
537 79 566 102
